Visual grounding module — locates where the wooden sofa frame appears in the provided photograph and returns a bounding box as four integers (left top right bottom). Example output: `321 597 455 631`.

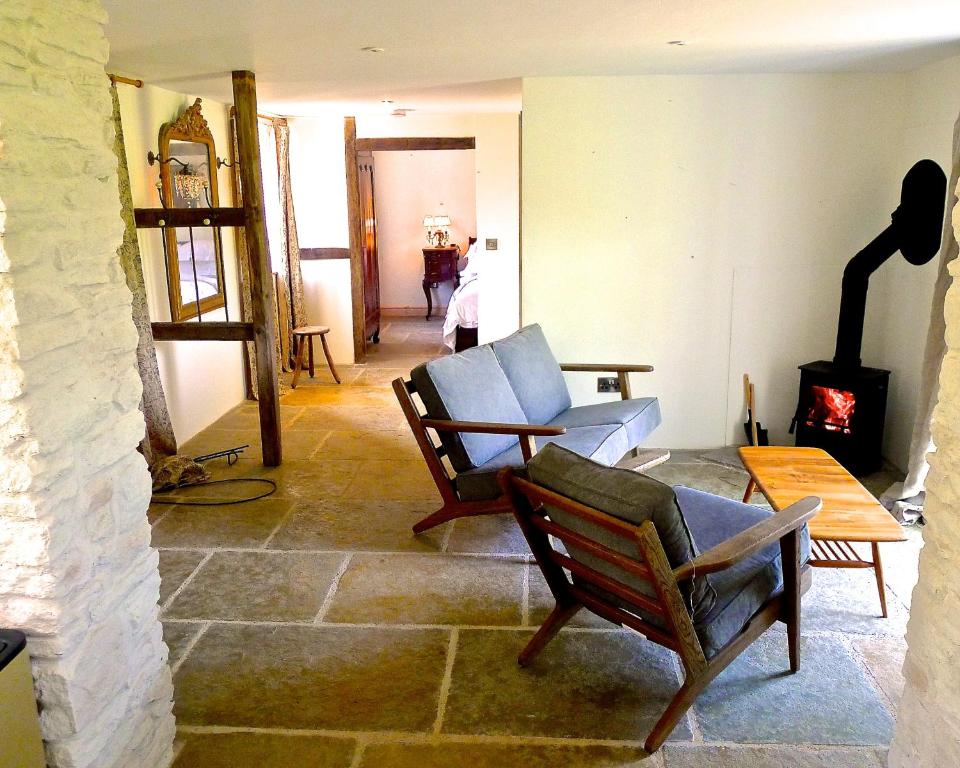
499 468 820 753
392 363 653 534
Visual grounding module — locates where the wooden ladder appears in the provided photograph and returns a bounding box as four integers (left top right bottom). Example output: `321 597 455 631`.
133 71 282 466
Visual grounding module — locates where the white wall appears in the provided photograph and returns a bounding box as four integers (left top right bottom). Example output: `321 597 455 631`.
289 116 351 246
117 83 245 443
475 114 522 343
868 54 960 470
522 74 910 450
288 116 355 364
372 149 476 312
301 259 355 363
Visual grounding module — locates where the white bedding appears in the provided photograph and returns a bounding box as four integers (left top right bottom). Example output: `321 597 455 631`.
178 237 219 305
180 275 219 304
443 275 479 350
442 242 480 350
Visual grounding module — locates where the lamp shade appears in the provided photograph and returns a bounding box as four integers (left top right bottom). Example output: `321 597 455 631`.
433 214 451 227
423 215 436 228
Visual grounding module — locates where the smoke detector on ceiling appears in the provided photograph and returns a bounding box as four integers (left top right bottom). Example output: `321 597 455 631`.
391 108 414 117
667 40 687 46
361 46 385 53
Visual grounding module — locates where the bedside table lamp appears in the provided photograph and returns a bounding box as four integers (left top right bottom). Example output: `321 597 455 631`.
423 213 451 247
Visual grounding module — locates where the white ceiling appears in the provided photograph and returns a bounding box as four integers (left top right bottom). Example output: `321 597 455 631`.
103 0 960 116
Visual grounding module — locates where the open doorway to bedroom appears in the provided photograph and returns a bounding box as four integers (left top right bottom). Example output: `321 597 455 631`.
346 132 481 362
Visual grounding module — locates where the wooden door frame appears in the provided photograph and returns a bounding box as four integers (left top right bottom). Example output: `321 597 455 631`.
344 120 476 362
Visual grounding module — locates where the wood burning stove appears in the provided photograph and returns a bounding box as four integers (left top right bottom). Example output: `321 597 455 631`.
790 159 946 475
792 362 890 475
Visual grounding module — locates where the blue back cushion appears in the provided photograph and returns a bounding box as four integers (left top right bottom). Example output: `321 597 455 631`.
491 324 572 425
411 345 528 471
527 445 715 622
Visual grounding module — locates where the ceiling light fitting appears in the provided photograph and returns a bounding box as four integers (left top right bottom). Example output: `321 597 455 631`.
667 40 687 46
361 46 385 53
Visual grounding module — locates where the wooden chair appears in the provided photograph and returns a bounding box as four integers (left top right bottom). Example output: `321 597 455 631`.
499 466 820 753
392 360 654 534
292 325 340 388
392 376 560 532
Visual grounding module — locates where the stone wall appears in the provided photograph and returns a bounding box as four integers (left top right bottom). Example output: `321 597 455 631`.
889 184 960 766
0 1 174 766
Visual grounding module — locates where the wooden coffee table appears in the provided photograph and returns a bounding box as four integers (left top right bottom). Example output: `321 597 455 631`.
739 446 906 618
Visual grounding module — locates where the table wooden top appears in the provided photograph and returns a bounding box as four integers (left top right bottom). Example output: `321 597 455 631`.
738 446 906 543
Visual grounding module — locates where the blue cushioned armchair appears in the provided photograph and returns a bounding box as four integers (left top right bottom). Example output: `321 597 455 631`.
393 324 662 533
500 444 819 753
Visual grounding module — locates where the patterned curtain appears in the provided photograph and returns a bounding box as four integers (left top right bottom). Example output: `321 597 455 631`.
229 109 258 399
110 83 178 465
274 118 306 352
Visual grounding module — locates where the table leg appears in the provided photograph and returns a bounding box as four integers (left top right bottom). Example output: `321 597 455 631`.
423 280 432 320
742 477 756 503
872 542 888 618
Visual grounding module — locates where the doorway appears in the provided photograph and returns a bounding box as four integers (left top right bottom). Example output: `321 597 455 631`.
345 126 477 361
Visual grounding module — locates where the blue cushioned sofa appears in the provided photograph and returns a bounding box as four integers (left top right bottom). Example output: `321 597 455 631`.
392 324 662 533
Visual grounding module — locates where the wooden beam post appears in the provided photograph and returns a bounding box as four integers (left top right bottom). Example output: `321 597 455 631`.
344 117 366 363
232 70 282 466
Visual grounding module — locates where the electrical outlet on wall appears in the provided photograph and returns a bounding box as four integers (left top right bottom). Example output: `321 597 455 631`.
597 376 620 393
485 238 498 250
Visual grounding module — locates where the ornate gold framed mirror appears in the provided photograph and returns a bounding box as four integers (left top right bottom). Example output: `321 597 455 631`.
154 98 227 321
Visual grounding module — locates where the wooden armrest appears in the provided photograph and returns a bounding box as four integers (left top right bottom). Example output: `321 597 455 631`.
673 496 821 580
420 418 566 437
560 363 654 373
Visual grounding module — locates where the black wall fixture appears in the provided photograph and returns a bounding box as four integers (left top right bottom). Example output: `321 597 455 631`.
834 159 948 368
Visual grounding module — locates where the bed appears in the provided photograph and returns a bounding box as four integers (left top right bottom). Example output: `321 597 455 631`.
443 243 479 351
177 236 220 306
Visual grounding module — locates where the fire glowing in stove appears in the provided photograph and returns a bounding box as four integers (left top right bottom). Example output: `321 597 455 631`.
805 385 856 434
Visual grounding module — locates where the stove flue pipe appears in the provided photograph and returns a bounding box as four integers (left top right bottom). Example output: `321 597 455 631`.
833 226 901 367
833 159 947 368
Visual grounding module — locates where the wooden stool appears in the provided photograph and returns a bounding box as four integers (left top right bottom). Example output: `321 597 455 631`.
291 326 340 388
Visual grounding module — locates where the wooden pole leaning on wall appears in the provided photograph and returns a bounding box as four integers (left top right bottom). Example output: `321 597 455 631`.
108 73 143 88
232 70 282 466
344 117 366 363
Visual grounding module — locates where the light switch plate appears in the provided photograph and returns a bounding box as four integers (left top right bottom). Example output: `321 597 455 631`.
485 238 498 250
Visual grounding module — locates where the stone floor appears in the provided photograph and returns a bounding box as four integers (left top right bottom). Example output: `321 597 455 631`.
152 316 921 767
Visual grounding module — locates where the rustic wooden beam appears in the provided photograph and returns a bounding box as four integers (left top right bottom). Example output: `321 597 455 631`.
232 70 282 466
151 321 255 342
356 137 475 152
344 116 366 363
300 247 350 260
134 207 246 229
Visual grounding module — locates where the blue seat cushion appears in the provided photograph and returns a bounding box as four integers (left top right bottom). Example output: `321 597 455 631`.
675 486 811 659
550 397 661 447
491 324 572 425
456 425 628 502
411 344 529 472
524 445 714 620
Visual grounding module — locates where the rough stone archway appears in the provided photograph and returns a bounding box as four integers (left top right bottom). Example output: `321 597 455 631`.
0 1 174 766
